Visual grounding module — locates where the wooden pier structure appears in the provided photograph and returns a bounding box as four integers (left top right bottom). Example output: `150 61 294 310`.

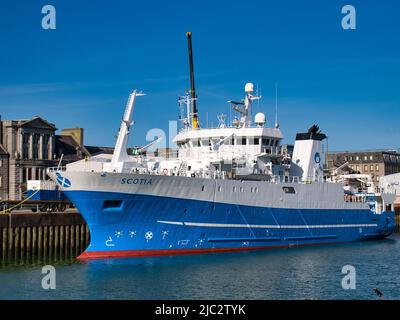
0 210 89 263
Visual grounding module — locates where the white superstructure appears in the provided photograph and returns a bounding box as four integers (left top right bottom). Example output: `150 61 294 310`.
59 82 396 216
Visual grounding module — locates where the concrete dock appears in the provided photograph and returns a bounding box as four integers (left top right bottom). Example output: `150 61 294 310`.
0 210 89 263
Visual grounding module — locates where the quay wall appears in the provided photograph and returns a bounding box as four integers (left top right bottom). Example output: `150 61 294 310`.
0 211 89 262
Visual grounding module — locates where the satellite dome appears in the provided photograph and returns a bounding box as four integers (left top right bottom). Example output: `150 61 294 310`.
245 83 254 93
254 112 266 127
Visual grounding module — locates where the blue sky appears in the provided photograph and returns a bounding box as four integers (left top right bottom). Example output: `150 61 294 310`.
0 0 399 151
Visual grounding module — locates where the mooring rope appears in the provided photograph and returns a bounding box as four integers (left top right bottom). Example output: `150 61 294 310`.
1 189 40 214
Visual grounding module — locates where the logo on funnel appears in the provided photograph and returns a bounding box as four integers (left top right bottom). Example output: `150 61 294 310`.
314 152 321 164
56 172 71 188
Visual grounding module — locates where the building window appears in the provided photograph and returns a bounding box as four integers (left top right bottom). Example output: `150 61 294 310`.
242 138 247 145
376 176 380 182
370 165 374 172
356 165 360 171
349 156 353 161
254 138 260 145
344 156 348 161
376 165 379 172
32 134 40 160
370 155 373 161
42 134 49 159
364 156 368 161
0 176 2 188
364 165 368 172
22 133 30 159
356 156 360 161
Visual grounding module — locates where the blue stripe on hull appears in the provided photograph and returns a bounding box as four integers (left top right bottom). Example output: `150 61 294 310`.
64 191 395 256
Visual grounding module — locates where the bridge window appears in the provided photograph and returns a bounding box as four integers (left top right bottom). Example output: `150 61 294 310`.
249 137 260 145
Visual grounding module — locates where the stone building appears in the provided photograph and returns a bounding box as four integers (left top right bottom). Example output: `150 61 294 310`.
0 116 140 200
0 144 9 200
327 150 400 183
0 116 57 200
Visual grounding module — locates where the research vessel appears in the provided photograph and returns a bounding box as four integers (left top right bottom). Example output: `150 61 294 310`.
47 34 396 260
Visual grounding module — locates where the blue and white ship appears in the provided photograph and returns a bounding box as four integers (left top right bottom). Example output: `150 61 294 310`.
47 35 395 260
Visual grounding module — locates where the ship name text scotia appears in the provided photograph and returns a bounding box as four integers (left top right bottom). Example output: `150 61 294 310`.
121 178 152 185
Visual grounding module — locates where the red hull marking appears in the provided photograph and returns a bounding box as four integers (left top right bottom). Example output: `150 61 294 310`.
77 242 343 261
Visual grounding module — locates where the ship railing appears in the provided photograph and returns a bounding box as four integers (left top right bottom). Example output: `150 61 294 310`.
271 175 302 184
302 175 327 184
343 194 374 203
151 168 227 179
270 175 328 184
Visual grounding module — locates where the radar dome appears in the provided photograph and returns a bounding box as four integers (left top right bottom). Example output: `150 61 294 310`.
254 112 266 127
245 83 254 93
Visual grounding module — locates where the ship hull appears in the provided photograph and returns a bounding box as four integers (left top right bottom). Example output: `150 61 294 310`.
61 188 395 260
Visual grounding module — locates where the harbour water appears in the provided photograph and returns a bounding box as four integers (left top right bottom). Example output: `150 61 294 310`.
1 234 400 300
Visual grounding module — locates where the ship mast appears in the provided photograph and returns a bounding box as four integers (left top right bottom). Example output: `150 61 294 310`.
186 32 199 129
